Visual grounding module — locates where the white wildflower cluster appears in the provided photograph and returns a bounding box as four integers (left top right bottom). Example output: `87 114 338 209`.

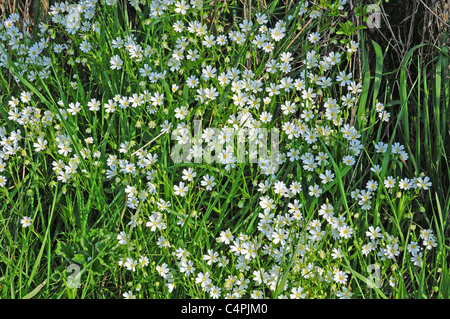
0 0 438 300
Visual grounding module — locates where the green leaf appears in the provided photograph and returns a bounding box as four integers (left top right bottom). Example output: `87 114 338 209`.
56 241 74 260
91 259 103 274
22 281 46 299
72 254 86 264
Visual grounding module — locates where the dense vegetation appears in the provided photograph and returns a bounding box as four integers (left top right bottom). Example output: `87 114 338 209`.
0 0 448 299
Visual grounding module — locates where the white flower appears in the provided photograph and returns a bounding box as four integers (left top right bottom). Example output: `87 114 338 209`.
366 226 382 240
383 176 396 189
20 91 32 103
336 287 352 299
110 54 123 70
347 40 359 53
33 136 48 152
123 291 136 299
156 263 170 278
20 216 32 228
124 257 138 272
259 195 275 213
87 98 100 111
308 184 322 197
79 39 91 53
201 174 216 191
174 106 188 120
416 176 432 190
333 270 348 284
181 167 196 181
339 224 354 239
342 155 355 166
117 231 128 245
270 24 286 41
174 181 189 197
290 286 306 299
218 229 234 245
407 241 420 255
68 101 81 115
174 0 190 15
203 249 219 265
308 31 321 44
